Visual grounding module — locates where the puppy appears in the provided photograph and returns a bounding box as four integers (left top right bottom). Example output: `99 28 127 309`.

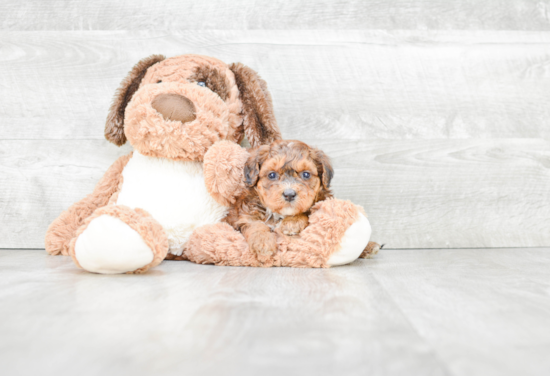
225 140 332 261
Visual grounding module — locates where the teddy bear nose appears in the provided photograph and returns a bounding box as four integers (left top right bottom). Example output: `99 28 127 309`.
151 93 196 123
283 189 297 202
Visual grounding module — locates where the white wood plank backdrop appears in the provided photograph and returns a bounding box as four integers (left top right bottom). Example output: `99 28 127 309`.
2 0 550 30
1 2 549 249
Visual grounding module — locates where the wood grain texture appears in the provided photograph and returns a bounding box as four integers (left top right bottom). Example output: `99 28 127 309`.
0 140 132 248
369 248 550 376
1 0 550 31
1 30 550 141
318 138 550 249
1 248 550 375
1 138 549 249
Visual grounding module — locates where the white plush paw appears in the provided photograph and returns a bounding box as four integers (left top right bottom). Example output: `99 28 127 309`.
74 215 154 274
327 213 371 266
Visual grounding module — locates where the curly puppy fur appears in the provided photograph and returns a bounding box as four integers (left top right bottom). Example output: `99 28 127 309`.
224 140 334 263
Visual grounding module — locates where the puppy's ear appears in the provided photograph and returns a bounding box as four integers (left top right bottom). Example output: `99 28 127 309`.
312 149 334 189
244 145 269 187
229 63 282 148
105 54 165 146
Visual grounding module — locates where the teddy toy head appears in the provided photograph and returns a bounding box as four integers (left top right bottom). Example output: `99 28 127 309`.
104 54 281 161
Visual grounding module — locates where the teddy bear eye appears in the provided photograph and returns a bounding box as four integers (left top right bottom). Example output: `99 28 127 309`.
302 171 311 179
268 172 278 180
197 81 206 87
157 80 162 84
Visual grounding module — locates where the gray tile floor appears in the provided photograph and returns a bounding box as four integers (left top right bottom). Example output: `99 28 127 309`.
1 248 549 376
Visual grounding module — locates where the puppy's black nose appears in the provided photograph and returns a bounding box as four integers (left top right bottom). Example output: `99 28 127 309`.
283 189 297 202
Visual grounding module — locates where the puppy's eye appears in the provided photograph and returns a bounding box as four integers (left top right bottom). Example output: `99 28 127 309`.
197 81 206 87
157 80 162 84
268 172 278 180
302 171 311 179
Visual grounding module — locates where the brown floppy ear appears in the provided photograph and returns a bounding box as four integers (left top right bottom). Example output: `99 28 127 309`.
244 145 269 187
229 63 282 148
105 54 165 146
312 148 334 189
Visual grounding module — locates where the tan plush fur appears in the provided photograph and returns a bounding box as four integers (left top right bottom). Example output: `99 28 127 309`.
123 81 231 161
203 140 250 207
146 55 246 146
45 153 132 256
276 199 361 268
45 54 284 273
105 55 166 146
185 198 363 268
68 205 169 274
185 222 261 267
105 54 281 161
229 63 281 147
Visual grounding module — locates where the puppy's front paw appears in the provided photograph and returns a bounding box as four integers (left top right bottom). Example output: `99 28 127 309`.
278 215 309 236
248 231 278 262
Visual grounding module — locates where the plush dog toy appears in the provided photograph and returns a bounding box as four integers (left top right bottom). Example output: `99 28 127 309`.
45 54 374 274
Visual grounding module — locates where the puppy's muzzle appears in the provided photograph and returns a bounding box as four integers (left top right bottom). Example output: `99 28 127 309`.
283 189 297 202
151 93 196 123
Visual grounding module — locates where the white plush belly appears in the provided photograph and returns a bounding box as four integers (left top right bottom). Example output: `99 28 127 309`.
116 152 228 255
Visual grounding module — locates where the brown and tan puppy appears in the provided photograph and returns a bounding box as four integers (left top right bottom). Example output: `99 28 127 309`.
225 140 381 262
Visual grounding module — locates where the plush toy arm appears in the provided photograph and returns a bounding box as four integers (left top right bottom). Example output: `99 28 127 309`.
275 199 371 267
203 140 249 207
185 199 374 268
44 153 132 256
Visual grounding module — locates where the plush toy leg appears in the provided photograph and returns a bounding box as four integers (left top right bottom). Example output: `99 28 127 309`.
185 222 261 267
185 199 371 268
45 196 95 256
326 210 372 266
45 154 132 256
68 205 168 274
277 199 371 268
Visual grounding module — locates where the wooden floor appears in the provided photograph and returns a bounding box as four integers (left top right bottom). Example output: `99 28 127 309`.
1 248 549 376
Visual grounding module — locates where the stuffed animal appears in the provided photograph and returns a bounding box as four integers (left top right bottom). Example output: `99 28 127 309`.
45 54 375 274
